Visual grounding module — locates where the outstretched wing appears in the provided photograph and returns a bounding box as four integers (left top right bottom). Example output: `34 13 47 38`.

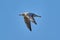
32 17 37 25
33 14 41 17
24 17 32 31
27 13 41 17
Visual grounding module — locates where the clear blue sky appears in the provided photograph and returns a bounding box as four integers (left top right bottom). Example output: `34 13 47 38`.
0 0 59 40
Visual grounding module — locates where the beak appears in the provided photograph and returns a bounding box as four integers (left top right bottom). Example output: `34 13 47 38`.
19 14 22 16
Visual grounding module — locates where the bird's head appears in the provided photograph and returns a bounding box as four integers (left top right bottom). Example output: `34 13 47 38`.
19 12 29 16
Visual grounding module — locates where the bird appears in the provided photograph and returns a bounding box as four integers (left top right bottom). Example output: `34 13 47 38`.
19 12 41 31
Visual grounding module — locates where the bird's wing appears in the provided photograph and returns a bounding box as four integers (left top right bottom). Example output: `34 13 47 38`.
32 17 37 25
33 14 41 17
24 17 32 31
28 13 41 17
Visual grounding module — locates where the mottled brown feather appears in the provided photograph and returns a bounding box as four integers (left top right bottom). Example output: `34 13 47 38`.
24 16 32 31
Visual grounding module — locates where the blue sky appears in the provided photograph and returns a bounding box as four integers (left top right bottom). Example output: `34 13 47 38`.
0 0 59 40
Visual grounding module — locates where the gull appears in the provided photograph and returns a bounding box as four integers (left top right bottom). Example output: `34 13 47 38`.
19 12 41 31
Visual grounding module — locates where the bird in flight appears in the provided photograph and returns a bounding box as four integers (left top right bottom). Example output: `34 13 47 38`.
19 12 41 31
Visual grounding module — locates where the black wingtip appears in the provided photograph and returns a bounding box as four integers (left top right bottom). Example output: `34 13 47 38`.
35 22 37 25
39 16 41 18
29 29 32 31
34 21 37 25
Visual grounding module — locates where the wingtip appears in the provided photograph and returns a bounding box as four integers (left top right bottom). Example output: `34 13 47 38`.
29 29 32 31
39 16 41 18
30 29 32 31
